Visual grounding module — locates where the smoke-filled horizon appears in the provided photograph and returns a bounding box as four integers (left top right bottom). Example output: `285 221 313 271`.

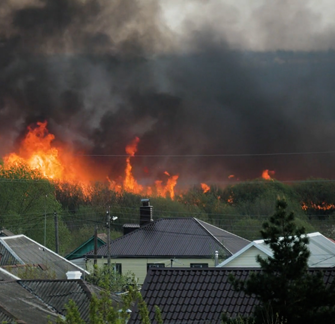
1 0 335 187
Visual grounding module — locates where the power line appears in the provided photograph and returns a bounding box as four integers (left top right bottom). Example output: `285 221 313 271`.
76 150 335 157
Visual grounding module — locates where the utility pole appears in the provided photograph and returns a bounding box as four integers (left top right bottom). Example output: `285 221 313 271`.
54 211 59 254
44 194 47 247
106 209 111 267
94 226 98 267
106 208 118 268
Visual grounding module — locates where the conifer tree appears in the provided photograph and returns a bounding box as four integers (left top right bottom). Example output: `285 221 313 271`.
230 198 335 324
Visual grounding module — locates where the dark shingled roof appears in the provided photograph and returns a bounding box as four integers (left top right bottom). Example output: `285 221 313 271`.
129 267 335 324
87 218 250 258
0 235 88 279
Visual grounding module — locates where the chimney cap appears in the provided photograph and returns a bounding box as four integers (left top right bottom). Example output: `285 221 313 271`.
141 198 150 202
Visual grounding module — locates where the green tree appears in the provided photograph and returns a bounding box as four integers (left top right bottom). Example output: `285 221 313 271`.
56 286 153 324
230 198 335 324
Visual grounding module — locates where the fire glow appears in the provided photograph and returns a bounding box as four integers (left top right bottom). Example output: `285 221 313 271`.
3 122 179 199
262 169 275 180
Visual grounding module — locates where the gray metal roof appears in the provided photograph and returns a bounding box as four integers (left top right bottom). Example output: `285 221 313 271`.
19 279 93 322
0 281 59 323
88 218 250 258
256 232 335 267
0 235 88 279
218 232 335 268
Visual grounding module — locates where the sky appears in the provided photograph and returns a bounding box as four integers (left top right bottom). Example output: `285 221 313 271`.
1 0 335 186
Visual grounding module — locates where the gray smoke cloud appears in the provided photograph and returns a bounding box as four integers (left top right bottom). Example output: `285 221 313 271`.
1 0 335 187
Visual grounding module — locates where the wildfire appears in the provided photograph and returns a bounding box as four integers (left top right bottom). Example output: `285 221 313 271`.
201 183 210 193
3 121 180 199
262 169 275 180
107 137 179 199
302 202 335 211
228 175 235 179
3 121 93 196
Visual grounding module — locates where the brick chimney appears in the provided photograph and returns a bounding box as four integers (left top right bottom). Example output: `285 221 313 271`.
140 198 153 226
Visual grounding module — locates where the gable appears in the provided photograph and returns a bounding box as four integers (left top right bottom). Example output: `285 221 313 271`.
66 237 106 260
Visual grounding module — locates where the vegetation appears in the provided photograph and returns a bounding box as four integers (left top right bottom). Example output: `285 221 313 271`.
1 160 335 256
54 280 161 324
228 198 335 324
86 264 138 293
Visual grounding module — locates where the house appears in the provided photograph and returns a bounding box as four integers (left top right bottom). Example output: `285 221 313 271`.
129 267 335 324
0 234 89 279
65 233 108 268
0 279 120 323
85 199 250 284
217 232 335 268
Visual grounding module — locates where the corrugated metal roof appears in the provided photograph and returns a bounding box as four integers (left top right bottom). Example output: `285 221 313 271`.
87 218 250 258
0 304 17 323
130 267 335 324
0 235 88 279
0 281 59 323
19 279 92 322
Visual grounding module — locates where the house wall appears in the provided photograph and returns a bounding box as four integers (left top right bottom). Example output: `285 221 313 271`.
223 246 267 267
86 257 216 284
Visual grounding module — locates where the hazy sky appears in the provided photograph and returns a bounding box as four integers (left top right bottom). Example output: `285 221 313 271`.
161 0 335 51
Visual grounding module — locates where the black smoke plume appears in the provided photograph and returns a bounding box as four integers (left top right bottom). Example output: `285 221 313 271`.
1 0 335 187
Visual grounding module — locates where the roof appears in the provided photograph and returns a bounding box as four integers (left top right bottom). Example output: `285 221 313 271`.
129 267 335 324
0 267 20 281
0 235 89 279
87 218 250 258
0 228 14 237
0 281 59 323
130 268 258 324
218 232 335 268
0 279 122 323
19 279 93 322
65 235 107 260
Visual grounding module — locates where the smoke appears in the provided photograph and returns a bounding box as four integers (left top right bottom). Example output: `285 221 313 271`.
1 0 335 186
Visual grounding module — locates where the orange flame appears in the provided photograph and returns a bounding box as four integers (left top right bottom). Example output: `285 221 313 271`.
227 195 234 204
123 137 143 193
302 202 335 211
262 169 275 180
3 121 93 197
228 174 235 179
201 183 210 193
108 137 179 199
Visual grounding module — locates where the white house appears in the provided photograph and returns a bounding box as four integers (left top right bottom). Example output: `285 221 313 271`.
217 232 335 268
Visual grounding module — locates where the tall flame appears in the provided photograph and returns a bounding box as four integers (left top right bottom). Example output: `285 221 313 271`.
3 121 94 197
123 137 143 192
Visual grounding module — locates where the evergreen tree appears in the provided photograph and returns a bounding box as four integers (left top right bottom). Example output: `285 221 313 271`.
230 198 335 324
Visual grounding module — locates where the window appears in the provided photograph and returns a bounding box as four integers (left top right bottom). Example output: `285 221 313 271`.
113 263 122 274
190 263 208 268
104 262 122 274
147 263 165 271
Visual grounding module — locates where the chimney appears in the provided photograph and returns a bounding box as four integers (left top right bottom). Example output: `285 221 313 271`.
140 198 153 226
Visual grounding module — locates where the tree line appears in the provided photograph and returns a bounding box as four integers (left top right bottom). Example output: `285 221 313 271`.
1 161 335 255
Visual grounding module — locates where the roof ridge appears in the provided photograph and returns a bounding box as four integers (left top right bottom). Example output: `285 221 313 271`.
193 218 231 254
196 218 250 243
